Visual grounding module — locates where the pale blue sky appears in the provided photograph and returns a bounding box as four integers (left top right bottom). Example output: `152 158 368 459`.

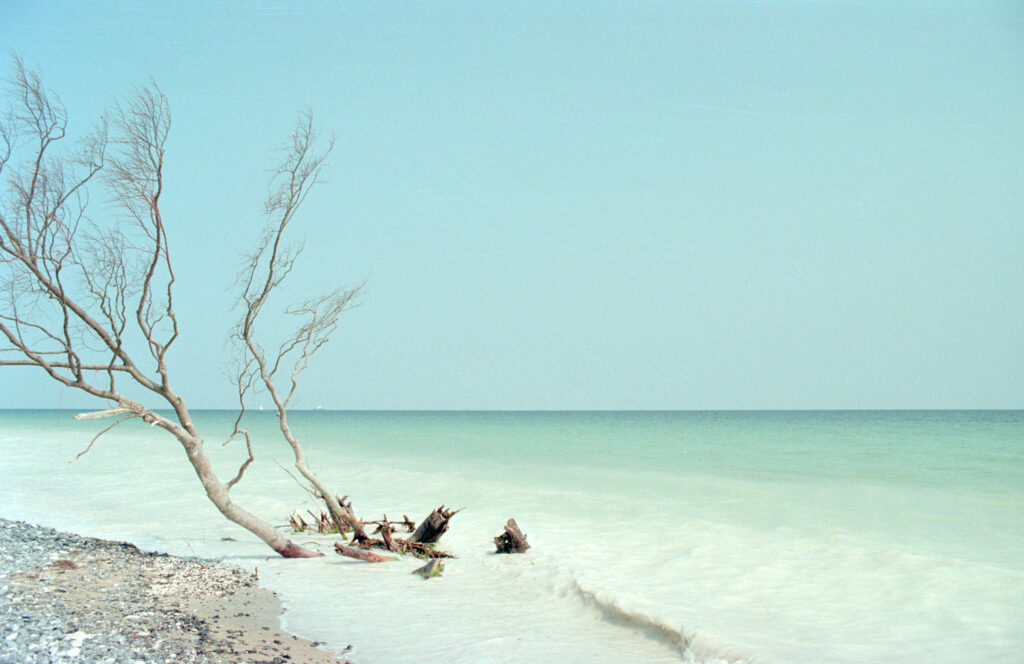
2 1 1023 410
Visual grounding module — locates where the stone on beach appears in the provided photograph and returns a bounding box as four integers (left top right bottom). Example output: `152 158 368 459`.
0 518 351 664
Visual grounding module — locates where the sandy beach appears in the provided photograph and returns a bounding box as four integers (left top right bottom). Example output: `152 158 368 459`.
0 518 350 664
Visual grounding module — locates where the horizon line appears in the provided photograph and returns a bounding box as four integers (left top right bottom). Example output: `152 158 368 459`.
2 407 1022 414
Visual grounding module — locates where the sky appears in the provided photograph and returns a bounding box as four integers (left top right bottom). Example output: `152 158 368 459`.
2 1 1023 410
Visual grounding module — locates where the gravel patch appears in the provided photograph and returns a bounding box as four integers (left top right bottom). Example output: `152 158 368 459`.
0 518 351 664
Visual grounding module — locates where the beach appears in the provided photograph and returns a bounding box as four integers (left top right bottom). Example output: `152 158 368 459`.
3 1 1023 660
1 409 1022 663
0 518 349 664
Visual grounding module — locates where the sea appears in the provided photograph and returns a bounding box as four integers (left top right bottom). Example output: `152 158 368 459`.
0 409 1021 663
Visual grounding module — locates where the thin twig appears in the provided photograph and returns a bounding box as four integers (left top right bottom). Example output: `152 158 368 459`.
69 413 137 462
272 457 319 501
224 427 255 491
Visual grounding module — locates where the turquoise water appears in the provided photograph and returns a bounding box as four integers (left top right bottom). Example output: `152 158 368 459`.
1 410 1022 662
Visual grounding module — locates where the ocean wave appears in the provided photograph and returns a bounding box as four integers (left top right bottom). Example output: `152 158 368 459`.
569 578 767 664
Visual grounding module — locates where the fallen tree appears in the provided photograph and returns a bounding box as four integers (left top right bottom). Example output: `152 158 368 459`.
0 55 354 558
0 56 525 567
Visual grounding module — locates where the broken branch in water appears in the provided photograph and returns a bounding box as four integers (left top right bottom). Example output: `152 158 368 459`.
494 519 530 554
409 506 459 544
334 541 396 563
292 497 460 561
364 514 417 533
413 558 444 579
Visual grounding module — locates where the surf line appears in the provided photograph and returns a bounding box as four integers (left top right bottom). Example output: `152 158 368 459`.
569 577 766 664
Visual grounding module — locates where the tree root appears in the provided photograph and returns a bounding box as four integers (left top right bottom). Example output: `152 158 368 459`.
299 500 460 562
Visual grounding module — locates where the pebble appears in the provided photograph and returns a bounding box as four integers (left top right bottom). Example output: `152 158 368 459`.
0 518 259 663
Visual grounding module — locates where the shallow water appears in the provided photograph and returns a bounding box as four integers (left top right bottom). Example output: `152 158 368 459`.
1 410 1022 663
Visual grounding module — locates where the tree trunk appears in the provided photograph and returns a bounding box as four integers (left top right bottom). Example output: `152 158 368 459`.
319 491 370 544
179 433 322 558
277 413 371 545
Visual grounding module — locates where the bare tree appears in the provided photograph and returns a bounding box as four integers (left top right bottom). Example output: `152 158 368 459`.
227 111 372 550
0 56 341 558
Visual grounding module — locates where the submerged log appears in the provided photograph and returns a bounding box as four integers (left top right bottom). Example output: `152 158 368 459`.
277 541 325 558
395 538 455 559
412 558 444 579
334 541 396 563
493 519 530 553
409 505 458 544
361 537 455 559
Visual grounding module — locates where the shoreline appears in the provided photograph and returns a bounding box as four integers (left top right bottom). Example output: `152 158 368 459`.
0 518 351 664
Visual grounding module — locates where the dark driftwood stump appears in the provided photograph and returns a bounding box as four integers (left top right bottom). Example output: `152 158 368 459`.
494 519 530 553
369 514 455 558
409 506 456 544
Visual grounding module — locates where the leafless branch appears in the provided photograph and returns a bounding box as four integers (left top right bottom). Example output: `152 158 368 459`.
224 426 256 490
228 111 367 542
70 413 138 462
273 457 319 501
72 406 133 420
1 57 332 558
0 56 167 404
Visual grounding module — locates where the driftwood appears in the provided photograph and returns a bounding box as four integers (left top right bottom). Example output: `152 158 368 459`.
334 542 396 563
287 494 370 545
297 495 460 563
494 519 530 553
413 558 444 579
310 510 336 533
289 513 309 531
409 506 458 544
371 514 454 559
289 509 348 535
292 495 531 563
332 495 371 544
365 514 417 533
380 517 396 551
394 538 453 559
